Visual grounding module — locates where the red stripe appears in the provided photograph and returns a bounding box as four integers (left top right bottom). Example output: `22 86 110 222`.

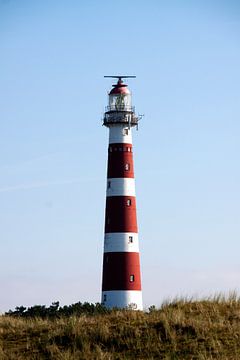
107 144 134 178
102 252 142 291
105 196 138 233
108 143 133 150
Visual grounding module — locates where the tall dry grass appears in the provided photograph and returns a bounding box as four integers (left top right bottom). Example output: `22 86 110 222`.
1 294 240 359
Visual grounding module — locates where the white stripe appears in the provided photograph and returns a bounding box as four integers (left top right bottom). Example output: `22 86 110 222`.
102 290 143 310
109 125 132 144
104 233 139 253
106 178 135 197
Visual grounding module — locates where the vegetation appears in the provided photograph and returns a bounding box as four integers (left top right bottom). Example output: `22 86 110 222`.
5 301 109 319
1 294 240 359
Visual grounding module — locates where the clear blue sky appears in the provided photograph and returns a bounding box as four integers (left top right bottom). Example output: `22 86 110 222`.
0 0 239 311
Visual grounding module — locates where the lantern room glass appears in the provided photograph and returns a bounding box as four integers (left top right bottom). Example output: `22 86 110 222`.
109 93 132 111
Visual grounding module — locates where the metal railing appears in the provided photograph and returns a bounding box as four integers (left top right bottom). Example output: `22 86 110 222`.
105 105 135 112
103 112 138 126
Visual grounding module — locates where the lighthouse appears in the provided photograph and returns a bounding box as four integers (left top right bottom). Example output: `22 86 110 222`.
101 76 143 310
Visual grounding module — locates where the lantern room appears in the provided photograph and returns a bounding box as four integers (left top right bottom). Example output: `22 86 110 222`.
103 76 138 127
108 79 132 112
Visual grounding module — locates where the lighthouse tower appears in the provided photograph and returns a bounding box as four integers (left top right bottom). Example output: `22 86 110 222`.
101 76 143 310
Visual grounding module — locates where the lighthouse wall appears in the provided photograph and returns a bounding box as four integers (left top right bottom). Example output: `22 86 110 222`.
101 124 143 310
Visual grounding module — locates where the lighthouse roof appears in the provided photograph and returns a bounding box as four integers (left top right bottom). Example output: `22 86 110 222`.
109 79 130 95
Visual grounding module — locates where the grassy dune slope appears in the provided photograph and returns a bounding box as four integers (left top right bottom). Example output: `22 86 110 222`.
1 296 240 359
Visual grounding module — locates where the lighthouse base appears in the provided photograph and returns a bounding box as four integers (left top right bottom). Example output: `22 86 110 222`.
101 290 143 310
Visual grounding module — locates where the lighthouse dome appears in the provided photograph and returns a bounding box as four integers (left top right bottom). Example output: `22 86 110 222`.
109 79 131 95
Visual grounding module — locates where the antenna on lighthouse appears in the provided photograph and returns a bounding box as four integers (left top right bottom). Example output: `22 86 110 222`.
104 75 136 78
104 75 136 82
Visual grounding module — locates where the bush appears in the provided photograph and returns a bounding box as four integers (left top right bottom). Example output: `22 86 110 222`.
5 301 109 319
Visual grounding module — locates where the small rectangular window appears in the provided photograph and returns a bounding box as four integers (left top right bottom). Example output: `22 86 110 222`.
123 128 129 135
125 163 130 171
109 147 112 152
129 236 133 243
128 147 131 152
107 181 111 189
130 275 134 282
126 199 131 206
103 294 107 301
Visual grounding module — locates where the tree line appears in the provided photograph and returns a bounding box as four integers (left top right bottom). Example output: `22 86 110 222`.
5 301 110 318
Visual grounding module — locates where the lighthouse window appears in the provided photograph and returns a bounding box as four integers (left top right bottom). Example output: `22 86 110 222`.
109 146 112 152
127 147 131 152
103 294 107 302
123 128 129 136
125 163 130 171
130 275 134 282
107 181 111 189
129 236 133 243
126 199 131 206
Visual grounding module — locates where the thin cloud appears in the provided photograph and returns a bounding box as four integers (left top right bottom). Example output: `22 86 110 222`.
0 151 64 172
0 178 100 193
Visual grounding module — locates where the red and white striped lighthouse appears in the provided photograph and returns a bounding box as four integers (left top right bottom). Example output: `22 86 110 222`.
101 76 143 310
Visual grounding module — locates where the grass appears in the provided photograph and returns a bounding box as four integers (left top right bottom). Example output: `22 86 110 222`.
1 294 240 359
